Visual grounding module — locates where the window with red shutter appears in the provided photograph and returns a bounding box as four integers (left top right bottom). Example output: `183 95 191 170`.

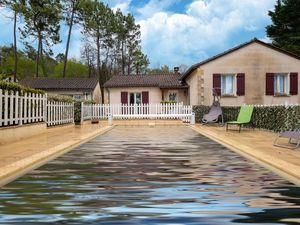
142 91 149 104
236 73 245 96
213 74 221 96
290 72 298 95
121 92 128 104
266 73 274 95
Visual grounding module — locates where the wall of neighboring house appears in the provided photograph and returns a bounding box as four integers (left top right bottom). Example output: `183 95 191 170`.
47 91 92 101
104 87 162 104
104 87 188 104
162 89 189 104
187 42 300 106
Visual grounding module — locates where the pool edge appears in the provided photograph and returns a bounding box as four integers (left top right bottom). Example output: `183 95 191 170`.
0 126 114 187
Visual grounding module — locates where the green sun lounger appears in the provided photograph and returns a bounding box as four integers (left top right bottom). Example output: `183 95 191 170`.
226 105 254 132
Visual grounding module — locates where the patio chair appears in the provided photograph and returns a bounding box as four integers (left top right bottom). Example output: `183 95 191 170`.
273 129 300 149
226 105 254 132
202 88 224 125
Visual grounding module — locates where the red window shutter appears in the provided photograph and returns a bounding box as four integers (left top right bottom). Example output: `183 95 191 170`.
213 74 221 96
121 92 128 104
266 73 274 95
236 73 245 96
142 91 149 104
290 72 298 95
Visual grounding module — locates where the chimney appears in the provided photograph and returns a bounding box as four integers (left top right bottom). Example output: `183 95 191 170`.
174 67 180 74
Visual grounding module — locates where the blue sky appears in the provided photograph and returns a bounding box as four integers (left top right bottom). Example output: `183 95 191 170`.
0 0 276 68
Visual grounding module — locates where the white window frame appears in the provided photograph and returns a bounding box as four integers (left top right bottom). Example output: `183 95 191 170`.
274 73 289 95
129 92 142 105
221 74 236 96
168 90 178 102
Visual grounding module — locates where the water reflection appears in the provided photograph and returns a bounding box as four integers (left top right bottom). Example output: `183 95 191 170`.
0 126 299 224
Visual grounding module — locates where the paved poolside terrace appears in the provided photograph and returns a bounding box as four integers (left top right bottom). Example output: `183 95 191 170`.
0 120 299 187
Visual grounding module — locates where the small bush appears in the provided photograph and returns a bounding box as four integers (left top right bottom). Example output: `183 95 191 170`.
160 100 177 104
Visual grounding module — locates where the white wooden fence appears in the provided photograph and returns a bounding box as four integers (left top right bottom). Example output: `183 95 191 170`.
82 103 193 122
0 89 46 127
0 89 75 127
46 101 74 126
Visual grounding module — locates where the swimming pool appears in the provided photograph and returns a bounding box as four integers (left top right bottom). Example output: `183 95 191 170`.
0 126 299 224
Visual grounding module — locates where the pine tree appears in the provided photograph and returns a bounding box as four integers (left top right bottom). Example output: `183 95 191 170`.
62 0 82 77
20 0 61 77
266 0 300 55
3 0 25 81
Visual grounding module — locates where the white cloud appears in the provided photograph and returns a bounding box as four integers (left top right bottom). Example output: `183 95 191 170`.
112 2 131 14
138 0 276 67
137 0 174 18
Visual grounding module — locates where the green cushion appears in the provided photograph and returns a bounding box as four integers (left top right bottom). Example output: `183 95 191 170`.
227 105 254 124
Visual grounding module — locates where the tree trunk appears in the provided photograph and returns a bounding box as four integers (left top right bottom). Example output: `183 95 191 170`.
121 41 125 74
40 42 47 77
63 7 75 78
13 10 17 82
36 35 42 78
96 35 104 103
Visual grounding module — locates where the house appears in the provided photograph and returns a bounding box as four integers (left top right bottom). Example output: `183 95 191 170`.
103 72 188 105
20 78 101 103
181 38 300 106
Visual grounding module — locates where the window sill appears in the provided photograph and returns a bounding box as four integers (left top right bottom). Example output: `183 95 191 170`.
221 94 237 98
273 93 290 97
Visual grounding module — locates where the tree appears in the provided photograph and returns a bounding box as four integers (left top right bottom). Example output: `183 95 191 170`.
52 59 88 78
61 0 82 77
147 65 172 74
81 0 114 102
81 41 96 78
266 0 300 55
20 0 61 77
0 45 38 79
132 47 149 74
3 0 25 82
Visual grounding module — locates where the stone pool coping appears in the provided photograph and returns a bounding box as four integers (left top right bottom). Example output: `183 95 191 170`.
0 124 113 187
191 124 300 186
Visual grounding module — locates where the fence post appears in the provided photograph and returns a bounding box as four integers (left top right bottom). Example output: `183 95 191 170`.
81 102 84 123
190 112 195 125
108 113 113 126
44 94 47 124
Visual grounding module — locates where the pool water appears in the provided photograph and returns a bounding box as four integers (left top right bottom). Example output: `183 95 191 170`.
0 126 300 224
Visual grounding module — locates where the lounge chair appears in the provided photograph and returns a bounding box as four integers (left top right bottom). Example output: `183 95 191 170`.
226 105 254 132
202 88 224 125
202 102 224 125
273 129 300 149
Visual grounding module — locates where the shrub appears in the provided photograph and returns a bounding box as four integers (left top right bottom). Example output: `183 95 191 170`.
0 80 45 95
160 100 177 104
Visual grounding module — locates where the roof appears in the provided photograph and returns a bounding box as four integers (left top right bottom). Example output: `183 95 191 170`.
181 38 300 80
103 74 188 89
20 78 99 91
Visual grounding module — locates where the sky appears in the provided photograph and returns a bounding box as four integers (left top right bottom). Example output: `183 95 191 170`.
0 0 277 69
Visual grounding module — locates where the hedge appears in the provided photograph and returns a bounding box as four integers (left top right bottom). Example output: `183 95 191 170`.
0 80 45 95
47 94 74 103
193 105 300 132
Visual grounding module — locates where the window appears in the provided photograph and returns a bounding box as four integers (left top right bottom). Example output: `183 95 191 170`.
129 93 141 104
221 74 235 95
274 73 288 94
73 95 82 100
168 92 177 102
